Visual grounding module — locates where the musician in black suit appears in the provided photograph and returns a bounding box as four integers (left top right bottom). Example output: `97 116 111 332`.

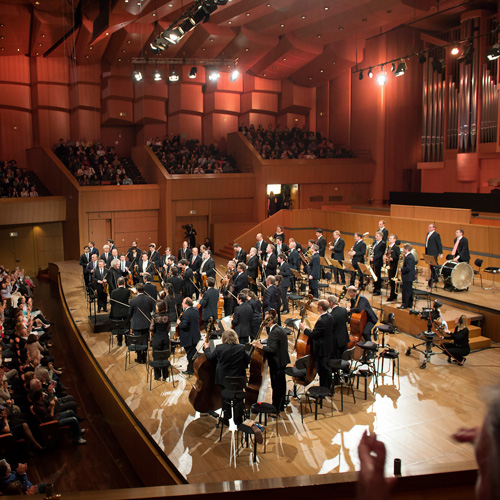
452 229 470 263
79 246 92 286
246 247 259 294
348 233 367 288
88 241 99 257
200 277 219 328
128 283 155 363
117 254 132 280
107 259 123 292
233 263 249 297
385 234 401 302
370 231 386 296
287 241 300 292
425 223 443 286
277 254 291 314
161 248 177 275
347 286 378 341
199 250 216 279
274 236 288 257
188 248 202 295
253 314 290 412
100 245 113 268
109 278 131 346
378 220 389 242
263 245 277 276
143 273 158 301
107 239 117 252
86 254 99 283
233 244 247 264
255 233 268 259
138 253 155 283
177 298 201 375
328 295 349 359
299 299 334 389
315 229 327 257
92 260 109 313
263 275 280 313
167 267 184 316
399 244 416 309
147 244 162 269
178 260 195 299
232 293 253 344
178 241 192 262
126 241 142 264
307 245 321 299
330 230 345 284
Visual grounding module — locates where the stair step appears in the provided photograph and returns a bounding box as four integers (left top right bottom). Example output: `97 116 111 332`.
467 325 482 338
470 335 491 350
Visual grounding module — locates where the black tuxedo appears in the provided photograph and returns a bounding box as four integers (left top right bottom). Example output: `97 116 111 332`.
92 267 109 312
89 247 99 257
232 302 253 343
316 236 326 257
387 243 400 300
246 255 259 279
127 247 142 263
265 253 277 276
189 254 202 274
278 262 291 311
110 286 131 320
235 249 247 264
80 252 92 285
304 312 334 388
138 260 155 282
178 306 201 373
200 287 219 322
350 240 367 286
288 249 300 270
147 250 162 268
263 284 279 313
330 306 349 358
107 267 122 292
401 252 416 307
379 227 389 242
452 237 470 263
255 240 268 258
372 240 386 292
232 271 249 297
350 295 378 340
206 343 250 386
331 238 345 283
425 231 442 257
200 258 216 279
274 243 288 257
144 282 158 301
167 275 184 308
308 252 321 298
128 292 155 362
182 267 196 298
161 254 176 266
87 260 98 281
178 248 192 262
100 253 113 268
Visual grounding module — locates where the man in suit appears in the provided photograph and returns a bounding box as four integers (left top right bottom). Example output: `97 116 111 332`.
79 245 92 286
232 293 253 344
147 243 162 270
179 259 196 299
167 267 184 316
330 230 345 284
299 299 334 389
126 241 142 263
386 234 401 302
232 263 249 297
100 245 113 268
263 244 277 276
263 275 280 313
86 253 99 283
199 250 216 280
347 286 378 341
452 229 470 263
315 229 327 257
378 220 389 242
107 259 123 293
277 254 291 314
177 297 201 375
370 231 386 296
425 223 443 286
138 253 155 283
88 241 99 257
143 273 158 301
200 277 219 329
274 236 288 257
118 254 132 279
178 241 192 262
253 314 290 412
308 245 321 299
328 295 350 359
349 233 367 288
288 241 300 292
255 233 268 259
128 283 155 363
107 239 117 252
246 247 259 294
233 244 247 264
399 243 416 309
92 259 109 313
189 248 202 297
109 277 131 346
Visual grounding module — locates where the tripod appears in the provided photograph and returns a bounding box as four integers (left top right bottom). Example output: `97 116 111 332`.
405 315 443 369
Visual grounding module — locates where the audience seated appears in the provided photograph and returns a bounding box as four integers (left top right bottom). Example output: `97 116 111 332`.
54 138 137 186
0 160 42 198
148 136 238 174
240 123 353 159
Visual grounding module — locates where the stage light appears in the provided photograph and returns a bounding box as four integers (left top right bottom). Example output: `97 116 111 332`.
132 70 143 81
163 28 182 44
368 67 373 78
358 71 363 80
153 69 162 81
169 70 179 82
394 60 407 77
179 17 197 34
418 53 426 64
188 66 198 78
458 44 474 64
376 71 387 86
208 70 220 81
486 43 500 61
432 59 444 73
230 69 239 81
451 45 460 55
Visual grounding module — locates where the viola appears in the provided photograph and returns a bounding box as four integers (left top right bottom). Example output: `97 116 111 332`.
294 294 317 385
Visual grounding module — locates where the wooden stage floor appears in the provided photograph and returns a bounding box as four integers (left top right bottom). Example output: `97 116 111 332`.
56 260 500 484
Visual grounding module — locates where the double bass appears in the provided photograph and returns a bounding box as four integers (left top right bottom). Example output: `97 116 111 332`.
189 318 222 413
245 309 277 409
347 292 367 348
294 294 317 385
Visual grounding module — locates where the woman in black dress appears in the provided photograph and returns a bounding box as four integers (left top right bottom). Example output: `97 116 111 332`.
443 315 470 365
149 301 171 380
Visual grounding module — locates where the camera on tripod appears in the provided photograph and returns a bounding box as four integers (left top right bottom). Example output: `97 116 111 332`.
409 299 442 321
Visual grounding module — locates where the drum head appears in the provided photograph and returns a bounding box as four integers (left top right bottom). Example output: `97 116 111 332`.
451 262 474 290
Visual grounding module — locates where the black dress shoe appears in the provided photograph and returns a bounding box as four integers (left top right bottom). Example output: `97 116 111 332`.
373 291 381 296
386 297 395 302
397 305 407 309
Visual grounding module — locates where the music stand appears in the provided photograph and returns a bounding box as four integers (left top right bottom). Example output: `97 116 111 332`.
291 269 307 295
423 254 440 290
343 261 356 284
359 263 375 289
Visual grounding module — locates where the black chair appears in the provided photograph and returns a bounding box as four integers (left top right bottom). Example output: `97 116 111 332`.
285 355 310 399
218 376 246 441
250 402 279 435
328 347 357 411
147 349 174 390
109 319 128 352
125 333 148 371
317 271 332 297
352 341 379 399
377 347 399 383
301 385 333 422
473 258 484 288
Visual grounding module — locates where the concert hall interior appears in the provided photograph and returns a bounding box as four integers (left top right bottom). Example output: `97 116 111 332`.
2 0 500 498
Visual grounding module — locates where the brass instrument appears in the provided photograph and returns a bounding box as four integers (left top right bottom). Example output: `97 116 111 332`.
365 243 374 265
392 248 405 282
347 245 354 264
298 248 310 266
268 236 276 244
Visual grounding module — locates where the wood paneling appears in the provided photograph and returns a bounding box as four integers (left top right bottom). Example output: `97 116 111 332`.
391 205 472 224
0 197 66 225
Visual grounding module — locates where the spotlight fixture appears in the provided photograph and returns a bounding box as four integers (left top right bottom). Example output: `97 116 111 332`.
208 70 220 81
230 69 239 81
391 62 395 72
376 71 387 86
457 44 474 64
132 70 143 82
168 70 179 82
153 69 162 81
431 59 444 73
188 66 198 78
418 53 426 64
359 71 363 80
486 43 500 61
394 60 407 77
451 45 460 56
368 67 373 78
163 28 182 44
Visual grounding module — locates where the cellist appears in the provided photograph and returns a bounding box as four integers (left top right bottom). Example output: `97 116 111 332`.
346 286 378 341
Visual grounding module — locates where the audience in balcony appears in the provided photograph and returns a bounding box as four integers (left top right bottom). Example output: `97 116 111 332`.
240 123 353 159
148 136 238 174
0 161 41 198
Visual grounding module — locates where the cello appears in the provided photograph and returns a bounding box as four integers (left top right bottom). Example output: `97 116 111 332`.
294 294 317 385
347 292 367 348
189 318 222 413
245 309 277 409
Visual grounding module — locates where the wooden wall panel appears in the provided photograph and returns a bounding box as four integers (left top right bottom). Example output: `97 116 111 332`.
168 114 202 142
329 71 351 147
100 125 135 157
243 75 281 93
202 113 239 146
1 109 33 169
169 174 255 200
239 112 276 129
0 197 66 225
33 223 65 273
391 205 472 224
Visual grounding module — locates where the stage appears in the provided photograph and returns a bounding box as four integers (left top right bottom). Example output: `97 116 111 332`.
55 260 500 484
